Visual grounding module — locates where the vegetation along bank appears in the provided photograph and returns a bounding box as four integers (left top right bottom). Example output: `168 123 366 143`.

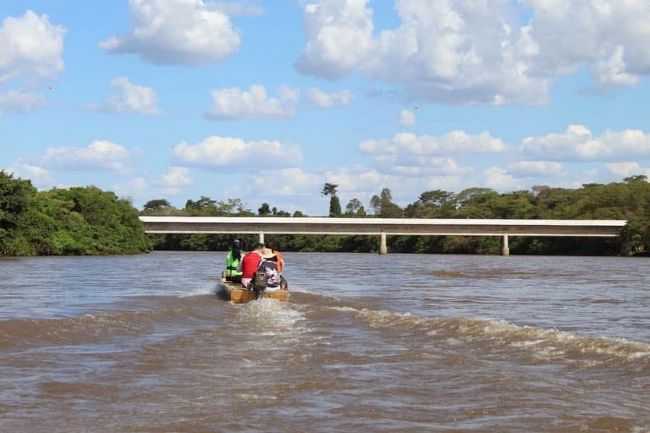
2 170 650 256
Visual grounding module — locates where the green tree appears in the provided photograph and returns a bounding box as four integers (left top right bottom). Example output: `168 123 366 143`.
258 203 271 216
370 188 402 218
345 198 366 217
322 183 342 217
144 199 171 210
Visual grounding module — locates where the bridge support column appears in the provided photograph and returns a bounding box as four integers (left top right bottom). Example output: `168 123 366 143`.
501 234 510 256
379 232 388 255
259 232 265 245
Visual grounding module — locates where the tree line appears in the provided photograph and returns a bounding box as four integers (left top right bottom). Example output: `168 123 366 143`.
0 171 150 256
2 168 650 256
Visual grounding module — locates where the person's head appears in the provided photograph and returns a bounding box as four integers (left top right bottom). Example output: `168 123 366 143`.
254 243 265 252
230 239 242 260
266 242 277 252
261 248 276 260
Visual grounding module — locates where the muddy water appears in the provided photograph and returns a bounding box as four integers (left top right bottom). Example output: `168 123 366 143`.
0 252 649 433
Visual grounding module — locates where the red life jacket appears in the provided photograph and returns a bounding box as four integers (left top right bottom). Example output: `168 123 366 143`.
241 252 262 279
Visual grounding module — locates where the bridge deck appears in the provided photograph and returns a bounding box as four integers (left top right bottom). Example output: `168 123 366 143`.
139 217 626 237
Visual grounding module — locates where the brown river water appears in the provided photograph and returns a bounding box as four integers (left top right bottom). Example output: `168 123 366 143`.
1 252 649 433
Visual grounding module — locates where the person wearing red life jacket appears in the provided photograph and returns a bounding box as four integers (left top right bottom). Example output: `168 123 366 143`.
240 243 264 289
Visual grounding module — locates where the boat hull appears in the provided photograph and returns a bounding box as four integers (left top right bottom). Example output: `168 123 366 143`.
219 279 289 304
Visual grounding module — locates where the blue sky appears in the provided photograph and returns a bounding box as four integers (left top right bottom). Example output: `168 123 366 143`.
2 0 650 214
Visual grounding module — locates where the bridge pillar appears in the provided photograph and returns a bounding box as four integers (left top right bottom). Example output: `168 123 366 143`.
379 232 388 255
501 234 510 256
259 232 265 245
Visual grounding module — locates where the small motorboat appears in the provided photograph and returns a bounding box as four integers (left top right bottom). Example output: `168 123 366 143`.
219 277 289 304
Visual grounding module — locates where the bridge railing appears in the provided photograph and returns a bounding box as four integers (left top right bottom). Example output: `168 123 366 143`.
139 216 627 256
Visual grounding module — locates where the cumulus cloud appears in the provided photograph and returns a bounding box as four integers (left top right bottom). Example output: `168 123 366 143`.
206 85 299 120
0 90 45 114
43 140 131 172
384 157 467 177
8 163 51 187
508 161 565 177
0 11 65 83
101 0 240 65
161 166 192 195
94 77 160 115
252 168 321 196
399 109 416 127
297 0 650 104
521 124 650 161
523 0 650 87
485 167 519 191
306 88 352 108
173 135 302 168
0 11 64 113
213 1 264 16
297 0 547 104
606 162 650 178
361 131 506 158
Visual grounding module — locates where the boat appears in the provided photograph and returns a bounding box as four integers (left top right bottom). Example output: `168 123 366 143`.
219 277 289 304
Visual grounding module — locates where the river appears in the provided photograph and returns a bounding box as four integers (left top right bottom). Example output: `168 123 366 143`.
1 252 649 432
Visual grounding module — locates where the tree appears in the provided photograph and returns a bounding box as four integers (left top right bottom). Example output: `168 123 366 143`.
258 203 271 216
624 175 648 184
345 198 366 217
370 188 402 218
144 199 171 210
321 183 338 196
321 183 342 217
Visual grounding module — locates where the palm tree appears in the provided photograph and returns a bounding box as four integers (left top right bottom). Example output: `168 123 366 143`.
321 183 341 217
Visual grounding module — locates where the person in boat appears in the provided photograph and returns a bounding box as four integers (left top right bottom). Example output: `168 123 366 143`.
266 242 285 273
256 248 283 291
240 243 265 289
224 239 243 282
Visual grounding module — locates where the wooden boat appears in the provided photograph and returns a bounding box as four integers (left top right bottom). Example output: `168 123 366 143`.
219 278 289 304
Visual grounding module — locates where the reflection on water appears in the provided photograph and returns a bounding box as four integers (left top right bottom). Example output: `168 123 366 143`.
1 252 649 433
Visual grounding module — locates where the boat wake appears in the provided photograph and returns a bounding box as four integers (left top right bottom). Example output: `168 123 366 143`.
327 305 650 367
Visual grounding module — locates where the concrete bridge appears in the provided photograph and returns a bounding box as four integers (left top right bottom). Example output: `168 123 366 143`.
140 216 627 256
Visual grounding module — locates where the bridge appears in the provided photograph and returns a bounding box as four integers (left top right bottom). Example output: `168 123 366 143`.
139 217 627 256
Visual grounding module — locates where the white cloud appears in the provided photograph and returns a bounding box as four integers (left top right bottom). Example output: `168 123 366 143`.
508 161 565 177
361 131 506 158
96 77 160 115
252 168 321 196
485 167 519 191
0 11 65 83
43 140 130 172
161 166 192 195
297 0 650 104
307 88 352 108
206 85 299 120
297 0 547 104
606 162 650 178
173 135 302 168
0 90 45 114
323 167 392 195
8 163 51 187
101 0 240 65
385 157 467 177
523 0 650 87
399 109 416 127
297 0 374 79
213 1 264 16
521 124 650 161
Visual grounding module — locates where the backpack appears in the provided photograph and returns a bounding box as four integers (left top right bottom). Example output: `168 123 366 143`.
259 260 281 288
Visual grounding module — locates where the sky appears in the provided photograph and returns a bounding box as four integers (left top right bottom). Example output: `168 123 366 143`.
2 0 650 215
